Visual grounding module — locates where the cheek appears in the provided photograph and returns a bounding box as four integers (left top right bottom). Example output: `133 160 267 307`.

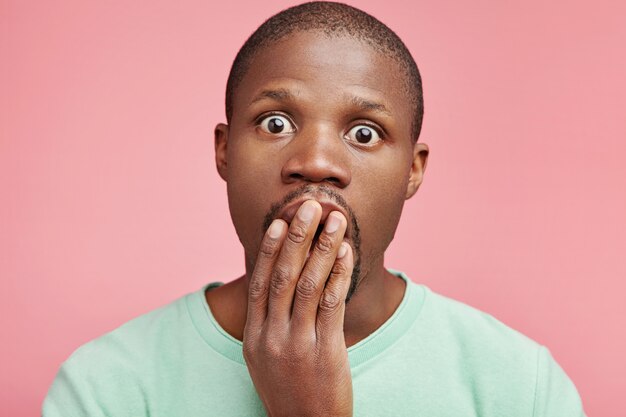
352 159 410 255
226 139 278 252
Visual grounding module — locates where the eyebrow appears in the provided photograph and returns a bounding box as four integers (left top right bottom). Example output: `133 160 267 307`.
250 89 295 105
349 95 392 116
249 88 392 117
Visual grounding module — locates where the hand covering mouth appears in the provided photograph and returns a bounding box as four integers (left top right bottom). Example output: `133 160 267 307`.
261 185 360 256
278 199 352 240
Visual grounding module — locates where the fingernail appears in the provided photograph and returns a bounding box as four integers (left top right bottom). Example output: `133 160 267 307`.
337 242 349 259
268 220 284 239
325 213 341 233
297 201 317 223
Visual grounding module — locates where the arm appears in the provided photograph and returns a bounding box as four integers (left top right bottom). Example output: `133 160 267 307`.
42 360 105 417
533 346 586 417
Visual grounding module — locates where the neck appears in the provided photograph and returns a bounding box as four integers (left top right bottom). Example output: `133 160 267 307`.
338 257 406 346
206 255 406 348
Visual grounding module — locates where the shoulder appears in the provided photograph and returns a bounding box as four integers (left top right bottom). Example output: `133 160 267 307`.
56 290 197 388
408 285 585 415
419 286 541 355
43 290 201 416
73 291 193 368
409 285 542 386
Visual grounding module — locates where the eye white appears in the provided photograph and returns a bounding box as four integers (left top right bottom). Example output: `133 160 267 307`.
259 115 295 134
346 125 382 145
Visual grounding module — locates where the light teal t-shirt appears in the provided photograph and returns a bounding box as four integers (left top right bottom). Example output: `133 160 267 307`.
43 271 586 416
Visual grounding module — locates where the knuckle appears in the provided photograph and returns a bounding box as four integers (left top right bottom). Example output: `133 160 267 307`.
294 329 316 348
331 261 349 277
270 266 292 295
260 339 284 360
295 276 318 299
319 289 342 311
286 224 308 244
242 343 256 362
258 237 280 258
314 234 334 254
248 277 268 301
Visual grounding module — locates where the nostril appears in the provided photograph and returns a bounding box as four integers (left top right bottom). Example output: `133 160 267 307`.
282 158 350 187
288 173 339 185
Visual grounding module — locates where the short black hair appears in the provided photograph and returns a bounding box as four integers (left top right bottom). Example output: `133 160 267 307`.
225 1 424 141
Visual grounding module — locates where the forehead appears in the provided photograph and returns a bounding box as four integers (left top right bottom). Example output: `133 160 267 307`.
233 30 412 131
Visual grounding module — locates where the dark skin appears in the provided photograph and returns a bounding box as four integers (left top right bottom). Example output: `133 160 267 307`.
210 31 429 417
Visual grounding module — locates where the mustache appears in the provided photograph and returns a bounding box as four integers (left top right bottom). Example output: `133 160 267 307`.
261 184 362 304
262 184 360 242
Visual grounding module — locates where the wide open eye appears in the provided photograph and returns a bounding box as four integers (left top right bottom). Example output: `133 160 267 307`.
345 125 383 145
258 115 296 134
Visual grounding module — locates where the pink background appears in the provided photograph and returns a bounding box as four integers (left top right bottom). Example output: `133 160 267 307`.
2 0 625 415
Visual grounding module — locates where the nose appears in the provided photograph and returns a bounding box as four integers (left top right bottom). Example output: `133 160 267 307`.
280 125 351 188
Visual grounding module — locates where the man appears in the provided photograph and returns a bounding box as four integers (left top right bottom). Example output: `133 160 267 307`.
43 2 586 416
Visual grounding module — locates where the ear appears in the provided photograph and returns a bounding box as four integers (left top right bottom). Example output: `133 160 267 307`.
214 123 229 182
405 142 429 199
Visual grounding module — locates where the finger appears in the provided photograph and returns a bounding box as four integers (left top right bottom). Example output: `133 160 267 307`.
291 211 347 330
316 242 353 344
244 219 287 337
266 200 322 324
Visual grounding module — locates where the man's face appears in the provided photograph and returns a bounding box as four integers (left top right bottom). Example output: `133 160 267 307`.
216 30 427 299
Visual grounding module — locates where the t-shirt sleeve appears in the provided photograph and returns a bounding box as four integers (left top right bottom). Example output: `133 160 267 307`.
42 360 105 417
533 346 586 417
